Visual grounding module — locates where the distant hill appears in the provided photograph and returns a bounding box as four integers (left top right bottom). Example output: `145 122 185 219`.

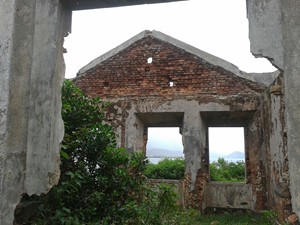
147 148 184 157
224 151 245 159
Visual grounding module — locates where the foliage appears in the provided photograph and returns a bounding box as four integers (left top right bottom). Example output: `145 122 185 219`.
145 157 245 182
210 158 245 182
123 184 178 225
26 80 180 225
145 158 185 179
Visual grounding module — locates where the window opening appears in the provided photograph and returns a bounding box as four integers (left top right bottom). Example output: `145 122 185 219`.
208 127 245 182
169 81 174 87
145 127 184 180
146 127 184 163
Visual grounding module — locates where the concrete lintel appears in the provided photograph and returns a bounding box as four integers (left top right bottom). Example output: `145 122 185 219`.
201 111 256 127
136 112 184 127
62 0 187 11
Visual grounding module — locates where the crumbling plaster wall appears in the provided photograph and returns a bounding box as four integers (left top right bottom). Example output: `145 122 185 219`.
255 74 291 220
246 104 268 211
120 77 289 214
247 0 300 217
205 182 253 210
240 71 291 223
99 96 263 209
0 1 70 224
74 34 268 210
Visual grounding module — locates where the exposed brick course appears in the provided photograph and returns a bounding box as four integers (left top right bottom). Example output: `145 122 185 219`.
75 36 265 100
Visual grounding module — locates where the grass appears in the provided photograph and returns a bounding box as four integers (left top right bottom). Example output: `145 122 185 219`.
168 209 273 225
195 213 270 225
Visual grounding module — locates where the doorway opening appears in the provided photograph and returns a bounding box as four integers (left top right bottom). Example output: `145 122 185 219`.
208 127 246 182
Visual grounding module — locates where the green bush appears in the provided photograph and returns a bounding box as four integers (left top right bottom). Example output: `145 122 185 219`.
25 80 178 225
145 158 185 179
145 157 245 182
210 158 245 182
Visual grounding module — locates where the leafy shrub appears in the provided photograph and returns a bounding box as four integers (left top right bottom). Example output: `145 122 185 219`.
145 158 185 179
24 80 179 225
145 157 245 182
210 158 245 182
126 184 178 225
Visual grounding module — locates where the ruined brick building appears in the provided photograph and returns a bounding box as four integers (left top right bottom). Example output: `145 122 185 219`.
73 30 290 217
75 30 289 217
1 1 300 224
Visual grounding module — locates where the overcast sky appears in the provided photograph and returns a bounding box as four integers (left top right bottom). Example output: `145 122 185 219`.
64 0 276 157
147 127 244 157
64 0 275 78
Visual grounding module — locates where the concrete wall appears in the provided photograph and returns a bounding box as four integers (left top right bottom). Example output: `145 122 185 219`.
205 182 252 210
258 74 291 219
148 180 253 211
0 1 70 224
247 0 300 218
97 97 263 210
245 104 267 211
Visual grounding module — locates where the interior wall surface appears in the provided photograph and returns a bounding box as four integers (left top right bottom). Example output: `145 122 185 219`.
246 103 267 211
0 1 70 224
265 74 290 220
247 0 300 218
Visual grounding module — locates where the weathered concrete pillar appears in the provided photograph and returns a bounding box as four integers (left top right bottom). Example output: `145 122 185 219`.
247 0 300 217
0 1 70 224
125 109 145 152
182 109 207 209
182 110 203 189
282 1 300 218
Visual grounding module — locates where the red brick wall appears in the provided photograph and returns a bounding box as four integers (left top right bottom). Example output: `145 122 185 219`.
75 36 265 99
